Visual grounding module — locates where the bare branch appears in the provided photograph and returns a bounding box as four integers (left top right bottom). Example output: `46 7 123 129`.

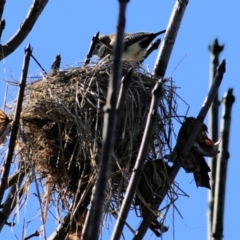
153 0 189 77
0 19 5 41
116 67 133 122
111 80 164 240
30 53 47 74
0 0 6 21
0 44 32 205
81 1 129 239
47 214 70 240
0 0 48 60
208 38 224 239
134 60 226 239
0 169 25 231
24 231 41 240
211 88 235 240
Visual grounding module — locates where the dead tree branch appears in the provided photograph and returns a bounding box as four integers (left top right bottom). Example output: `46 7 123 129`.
0 19 5 41
134 60 226 240
47 214 70 240
0 0 48 60
0 0 5 21
0 44 32 205
153 0 189 77
211 88 235 240
208 38 224 238
111 80 164 240
81 1 129 239
0 173 25 231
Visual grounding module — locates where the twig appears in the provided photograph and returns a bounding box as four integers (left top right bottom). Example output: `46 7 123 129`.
0 44 32 205
84 31 100 66
0 0 48 60
47 214 70 240
153 0 189 77
30 53 47 75
7 169 27 189
116 67 133 122
208 38 224 239
0 19 5 41
24 230 41 240
111 80 164 240
0 170 25 231
81 1 129 240
5 221 15 227
134 60 226 240
211 88 235 240
0 0 6 22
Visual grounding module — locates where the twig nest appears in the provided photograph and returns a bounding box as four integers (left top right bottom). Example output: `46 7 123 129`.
17 63 170 198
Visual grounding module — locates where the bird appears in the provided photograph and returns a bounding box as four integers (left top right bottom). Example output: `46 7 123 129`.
172 117 220 160
167 117 220 189
135 159 170 237
92 30 166 62
51 54 61 73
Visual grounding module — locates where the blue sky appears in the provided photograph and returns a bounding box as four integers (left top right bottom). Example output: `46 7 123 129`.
0 1 239 239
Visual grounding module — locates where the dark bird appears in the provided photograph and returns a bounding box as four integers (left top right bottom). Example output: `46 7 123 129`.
136 159 170 237
169 117 220 189
92 30 166 62
51 54 61 72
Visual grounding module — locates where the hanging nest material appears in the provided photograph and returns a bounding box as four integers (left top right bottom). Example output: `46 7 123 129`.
13 62 178 235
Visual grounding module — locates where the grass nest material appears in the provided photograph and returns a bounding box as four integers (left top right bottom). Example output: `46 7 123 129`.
15 62 178 232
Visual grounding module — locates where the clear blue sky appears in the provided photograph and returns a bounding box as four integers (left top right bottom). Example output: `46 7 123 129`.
0 1 239 239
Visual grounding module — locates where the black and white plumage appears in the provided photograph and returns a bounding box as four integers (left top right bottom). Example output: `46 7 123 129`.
92 30 166 62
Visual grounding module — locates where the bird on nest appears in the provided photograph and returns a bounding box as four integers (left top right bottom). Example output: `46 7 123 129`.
92 30 166 63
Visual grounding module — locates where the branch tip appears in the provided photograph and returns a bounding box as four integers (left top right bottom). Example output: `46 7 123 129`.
217 59 226 73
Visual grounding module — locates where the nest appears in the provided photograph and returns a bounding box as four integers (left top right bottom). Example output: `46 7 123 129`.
14 62 178 234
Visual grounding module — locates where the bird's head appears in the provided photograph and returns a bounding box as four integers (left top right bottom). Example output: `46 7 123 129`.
92 35 113 59
92 41 106 59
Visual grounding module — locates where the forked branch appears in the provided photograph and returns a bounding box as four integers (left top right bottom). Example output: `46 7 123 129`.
0 0 48 60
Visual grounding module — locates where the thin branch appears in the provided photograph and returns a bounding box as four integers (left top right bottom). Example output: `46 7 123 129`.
30 53 47 74
0 19 5 41
211 88 235 240
153 0 189 77
0 44 32 205
7 169 26 189
111 80 164 240
24 230 41 240
84 31 100 66
0 0 48 60
0 0 6 22
208 38 224 239
116 67 133 122
81 1 129 240
47 214 70 240
134 60 226 240
0 169 25 231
